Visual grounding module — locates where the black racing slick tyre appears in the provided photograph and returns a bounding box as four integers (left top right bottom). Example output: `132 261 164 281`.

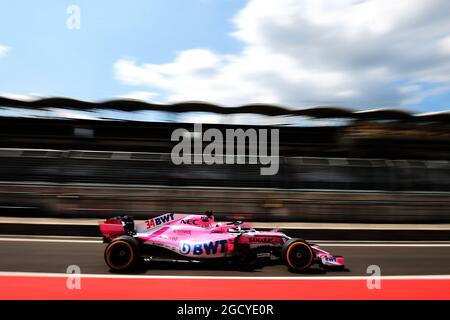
282 238 315 271
104 235 140 272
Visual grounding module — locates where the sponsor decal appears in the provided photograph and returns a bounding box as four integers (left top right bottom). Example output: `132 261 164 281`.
150 242 176 251
180 242 191 254
145 213 175 229
323 256 336 263
180 219 198 225
179 240 227 256
174 229 192 235
161 235 179 241
249 237 273 243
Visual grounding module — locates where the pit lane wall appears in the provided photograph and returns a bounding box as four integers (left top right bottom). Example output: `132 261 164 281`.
1 183 449 223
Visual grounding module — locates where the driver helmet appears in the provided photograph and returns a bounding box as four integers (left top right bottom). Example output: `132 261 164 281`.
201 210 214 224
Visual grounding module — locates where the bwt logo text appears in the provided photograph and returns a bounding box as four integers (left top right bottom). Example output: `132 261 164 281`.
171 124 279 175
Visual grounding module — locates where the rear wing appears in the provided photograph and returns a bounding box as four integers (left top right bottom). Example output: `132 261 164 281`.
99 212 216 241
99 212 181 241
99 216 135 242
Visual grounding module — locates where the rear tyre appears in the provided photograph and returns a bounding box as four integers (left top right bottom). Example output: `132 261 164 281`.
104 235 140 271
282 238 314 271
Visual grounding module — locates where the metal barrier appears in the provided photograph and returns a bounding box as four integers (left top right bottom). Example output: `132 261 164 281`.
0 148 449 191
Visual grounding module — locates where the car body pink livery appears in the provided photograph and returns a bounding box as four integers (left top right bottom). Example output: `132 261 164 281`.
99 211 345 272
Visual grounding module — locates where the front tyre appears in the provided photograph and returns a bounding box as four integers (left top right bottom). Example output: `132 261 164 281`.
104 235 140 271
282 238 314 271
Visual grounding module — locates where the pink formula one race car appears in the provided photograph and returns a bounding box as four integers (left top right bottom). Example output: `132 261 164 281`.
99 211 345 272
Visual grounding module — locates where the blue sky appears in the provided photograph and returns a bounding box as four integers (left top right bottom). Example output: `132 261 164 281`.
0 0 244 100
1 0 450 114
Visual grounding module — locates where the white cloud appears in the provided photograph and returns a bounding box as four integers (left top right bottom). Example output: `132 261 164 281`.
114 0 450 108
117 90 160 102
0 92 43 101
0 45 9 58
46 108 100 120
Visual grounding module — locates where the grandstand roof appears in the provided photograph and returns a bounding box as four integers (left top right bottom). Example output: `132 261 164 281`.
1 96 449 123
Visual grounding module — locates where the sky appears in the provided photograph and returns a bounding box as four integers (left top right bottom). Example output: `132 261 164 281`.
1 0 450 115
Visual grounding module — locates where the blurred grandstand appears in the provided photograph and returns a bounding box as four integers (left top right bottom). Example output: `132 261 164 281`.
0 96 449 223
